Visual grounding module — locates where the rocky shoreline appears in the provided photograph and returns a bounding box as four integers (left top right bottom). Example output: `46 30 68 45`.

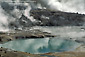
0 47 85 57
0 29 55 44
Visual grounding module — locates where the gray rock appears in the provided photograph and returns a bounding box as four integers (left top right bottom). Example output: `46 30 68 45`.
30 9 85 26
19 14 33 27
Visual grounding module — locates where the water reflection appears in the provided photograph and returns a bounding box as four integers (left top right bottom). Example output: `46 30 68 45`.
0 38 81 54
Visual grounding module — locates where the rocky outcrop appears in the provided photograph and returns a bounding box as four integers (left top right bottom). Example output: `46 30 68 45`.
0 29 55 44
9 14 34 29
9 9 85 29
30 9 85 26
19 14 33 27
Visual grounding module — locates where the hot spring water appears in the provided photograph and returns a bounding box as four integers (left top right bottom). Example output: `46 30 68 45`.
0 37 81 54
0 26 83 54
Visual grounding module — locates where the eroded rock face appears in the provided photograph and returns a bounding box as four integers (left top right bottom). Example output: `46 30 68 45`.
30 9 85 26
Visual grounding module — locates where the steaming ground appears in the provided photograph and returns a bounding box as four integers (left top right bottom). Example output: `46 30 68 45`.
0 0 85 30
0 0 85 32
0 6 9 32
31 0 85 13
